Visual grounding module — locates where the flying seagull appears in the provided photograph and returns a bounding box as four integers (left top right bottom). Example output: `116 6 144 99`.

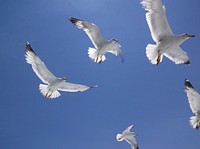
69 17 124 63
25 41 96 99
140 0 195 65
184 79 200 129
116 125 139 149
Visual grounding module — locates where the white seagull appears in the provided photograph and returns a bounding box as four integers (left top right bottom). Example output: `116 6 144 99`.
69 17 124 63
116 125 139 149
25 41 96 99
140 0 194 65
184 79 200 129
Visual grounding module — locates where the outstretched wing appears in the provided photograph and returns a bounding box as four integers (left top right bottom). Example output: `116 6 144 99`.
164 46 190 64
108 43 124 62
184 79 200 114
140 0 173 43
123 125 134 134
124 133 138 149
58 81 96 92
25 42 57 84
69 17 105 49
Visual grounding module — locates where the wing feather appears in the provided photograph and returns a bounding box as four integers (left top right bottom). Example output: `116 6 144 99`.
108 43 124 62
58 81 93 92
185 81 200 114
69 17 105 49
141 0 173 42
25 42 57 84
163 46 190 64
124 134 138 149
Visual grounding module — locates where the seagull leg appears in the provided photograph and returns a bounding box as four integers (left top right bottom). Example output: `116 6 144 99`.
156 50 161 65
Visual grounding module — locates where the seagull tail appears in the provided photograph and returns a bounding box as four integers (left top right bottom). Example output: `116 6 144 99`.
88 47 106 63
189 115 200 130
39 84 61 99
146 44 163 65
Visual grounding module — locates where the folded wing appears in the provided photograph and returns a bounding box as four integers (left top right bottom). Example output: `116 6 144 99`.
108 43 124 62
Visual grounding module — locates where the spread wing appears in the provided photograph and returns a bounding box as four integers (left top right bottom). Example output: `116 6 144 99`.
108 43 124 62
58 81 96 92
140 0 173 43
25 42 57 84
163 46 190 64
69 17 105 49
123 125 134 134
124 134 138 149
184 80 200 114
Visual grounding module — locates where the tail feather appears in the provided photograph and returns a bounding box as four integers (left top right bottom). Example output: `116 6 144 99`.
189 115 200 129
146 44 163 65
88 47 106 63
39 84 61 99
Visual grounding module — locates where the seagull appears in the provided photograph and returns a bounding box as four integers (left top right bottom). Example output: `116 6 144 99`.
25 41 96 99
140 0 195 65
116 125 139 149
184 79 200 129
69 17 124 63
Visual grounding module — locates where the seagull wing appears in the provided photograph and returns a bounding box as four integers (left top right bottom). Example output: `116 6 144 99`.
124 135 138 149
108 43 124 62
58 81 94 92
141 0 173 43
163 46 190 64
123 125 134 133
25 42 57 84
69 17 105 49
185 81 200 114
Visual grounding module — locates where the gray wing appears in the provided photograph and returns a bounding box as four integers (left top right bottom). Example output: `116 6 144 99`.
69 17 105 49
25 42 57 84
185 80 200 114
58 81 95 92
140 0 173 43
124 134 138 149
123 125 134 134
108 43 124 62
163 46 190 64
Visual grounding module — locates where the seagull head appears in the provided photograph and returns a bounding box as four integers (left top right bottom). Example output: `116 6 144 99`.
184 33 195 38
116 134 124 141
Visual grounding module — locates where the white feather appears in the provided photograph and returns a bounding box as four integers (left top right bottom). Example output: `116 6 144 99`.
141 0 193 65
25 42 95 99
69 17 123 63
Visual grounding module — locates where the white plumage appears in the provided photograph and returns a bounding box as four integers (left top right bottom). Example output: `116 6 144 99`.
116 125 138 149
140 0 194 65
184 79 200 129
25 41 96 99
69 17 124 63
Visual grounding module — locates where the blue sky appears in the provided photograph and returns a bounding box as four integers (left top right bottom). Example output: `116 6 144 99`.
0 0 200 149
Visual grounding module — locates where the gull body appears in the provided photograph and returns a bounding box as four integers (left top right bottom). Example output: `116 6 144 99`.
25 42 96 99
69 17 124 63
184 79 200 129
116 125 138 149
140 0 194 65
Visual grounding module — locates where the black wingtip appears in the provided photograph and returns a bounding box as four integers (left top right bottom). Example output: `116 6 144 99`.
25 41 35 54
184 79 194 89
69 17 81 24
184 60 190 65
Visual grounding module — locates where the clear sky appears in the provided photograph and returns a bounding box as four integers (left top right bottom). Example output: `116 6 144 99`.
0 0 200 149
